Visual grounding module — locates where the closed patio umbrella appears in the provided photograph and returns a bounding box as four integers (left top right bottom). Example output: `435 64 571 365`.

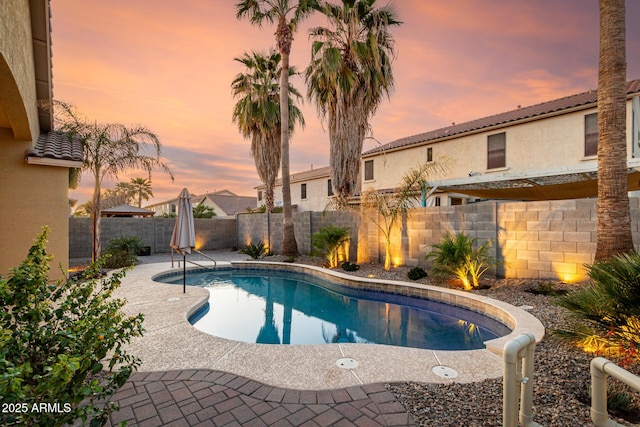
170 188 195 293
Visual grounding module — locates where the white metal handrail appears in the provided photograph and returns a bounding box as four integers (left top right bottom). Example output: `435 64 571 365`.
590 357 640 427
503 333 541 427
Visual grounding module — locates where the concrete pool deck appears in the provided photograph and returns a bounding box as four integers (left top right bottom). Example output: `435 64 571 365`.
113 251 544 390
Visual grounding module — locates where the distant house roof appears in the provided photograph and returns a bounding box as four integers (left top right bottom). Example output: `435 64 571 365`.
200 191 257 216
26 131 83 168
255 166 332 189
101 204 155 217
363 79 640 157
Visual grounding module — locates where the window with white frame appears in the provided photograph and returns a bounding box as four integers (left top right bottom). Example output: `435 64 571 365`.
301 183 307 199
427 147 433 162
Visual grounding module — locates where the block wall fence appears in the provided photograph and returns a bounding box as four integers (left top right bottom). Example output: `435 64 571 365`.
69 197 640 282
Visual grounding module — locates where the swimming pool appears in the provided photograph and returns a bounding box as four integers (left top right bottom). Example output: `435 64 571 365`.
156 268 511 351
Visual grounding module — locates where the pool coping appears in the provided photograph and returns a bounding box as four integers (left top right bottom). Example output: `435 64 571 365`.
116 260 545 390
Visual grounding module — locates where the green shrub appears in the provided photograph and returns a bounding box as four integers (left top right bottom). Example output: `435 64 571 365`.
102 235 144 269
0 227 144 426
240 241 266 259
341 261 360 272
426 232 497 290
312 225 351 268
554 252 640 365
407 266 427 280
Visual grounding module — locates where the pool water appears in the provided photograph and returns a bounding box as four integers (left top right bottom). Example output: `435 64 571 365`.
160 269 511 350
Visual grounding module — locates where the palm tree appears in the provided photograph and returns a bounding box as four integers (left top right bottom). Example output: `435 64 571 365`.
306 0 401 201
236 0 317 256
331 160 448 270
129 177 153 208
595 0 632 260
193 204 216 218
231 50 304 213
54 101 173 262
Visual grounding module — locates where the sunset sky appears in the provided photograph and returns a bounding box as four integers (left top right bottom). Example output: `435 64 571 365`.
51 0 640 208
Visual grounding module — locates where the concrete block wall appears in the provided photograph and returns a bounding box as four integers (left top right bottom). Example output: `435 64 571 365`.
70 198 640 281
69 217 237 259
235 211 360 257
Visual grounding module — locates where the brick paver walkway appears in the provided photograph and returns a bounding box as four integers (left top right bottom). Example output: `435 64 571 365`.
106 369 415 427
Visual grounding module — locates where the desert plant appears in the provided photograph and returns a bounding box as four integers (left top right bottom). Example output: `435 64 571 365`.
103 235 144 268
426 232 497 290
312 225 351 268
407 266 427 280
554 252 640 365
341 261 360 272
0 228 144 426
240 241 266 259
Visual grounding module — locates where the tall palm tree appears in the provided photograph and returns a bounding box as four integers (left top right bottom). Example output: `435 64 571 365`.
306 0 401 201
130 177 153 207
595 0 632 260
236 0 317 256
231 50 304 213
54 101 173 262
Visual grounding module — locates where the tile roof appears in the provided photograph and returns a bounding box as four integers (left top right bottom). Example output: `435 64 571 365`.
201 193 258 216
27 131 83 162
101 204 155 217
363 79 640 157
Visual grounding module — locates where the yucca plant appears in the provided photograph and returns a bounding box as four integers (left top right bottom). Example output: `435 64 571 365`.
554 252 640 365
240 241 266 260
426 232 497 290
312 225 351 268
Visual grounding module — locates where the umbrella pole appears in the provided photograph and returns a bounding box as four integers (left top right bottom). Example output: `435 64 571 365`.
183 254 186 293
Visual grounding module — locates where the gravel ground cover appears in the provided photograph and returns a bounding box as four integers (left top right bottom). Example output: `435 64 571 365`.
272 256 640 427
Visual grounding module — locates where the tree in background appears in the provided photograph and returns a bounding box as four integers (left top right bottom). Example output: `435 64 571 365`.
54 101 173 262
129 177 153 208
236 0 318 256
306 0 401 201
595 0 632 260
193 204 216 218
232 50 304 213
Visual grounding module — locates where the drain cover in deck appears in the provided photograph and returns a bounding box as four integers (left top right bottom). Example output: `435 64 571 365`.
336 358 358 369
432 365 458 378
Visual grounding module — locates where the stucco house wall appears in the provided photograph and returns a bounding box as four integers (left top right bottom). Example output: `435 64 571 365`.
0 0 76 280
361 87 640 203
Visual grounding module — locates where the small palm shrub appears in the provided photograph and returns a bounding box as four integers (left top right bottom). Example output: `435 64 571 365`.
240 241 266 259
0 228 144 426
312 225 351 268
554 252 640 366
341 261 360 272
103 235 144 268
407 266 427 280
426 232 497 290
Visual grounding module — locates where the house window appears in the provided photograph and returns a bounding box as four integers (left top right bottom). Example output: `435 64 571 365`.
301 183 307 199
450 197 463 206
434 197 441 207
327 179 334 196
364 160 374 181
427 147 433 162
171 204 176 213
257 190 263 202
487 132 506 169
585 113 598 157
